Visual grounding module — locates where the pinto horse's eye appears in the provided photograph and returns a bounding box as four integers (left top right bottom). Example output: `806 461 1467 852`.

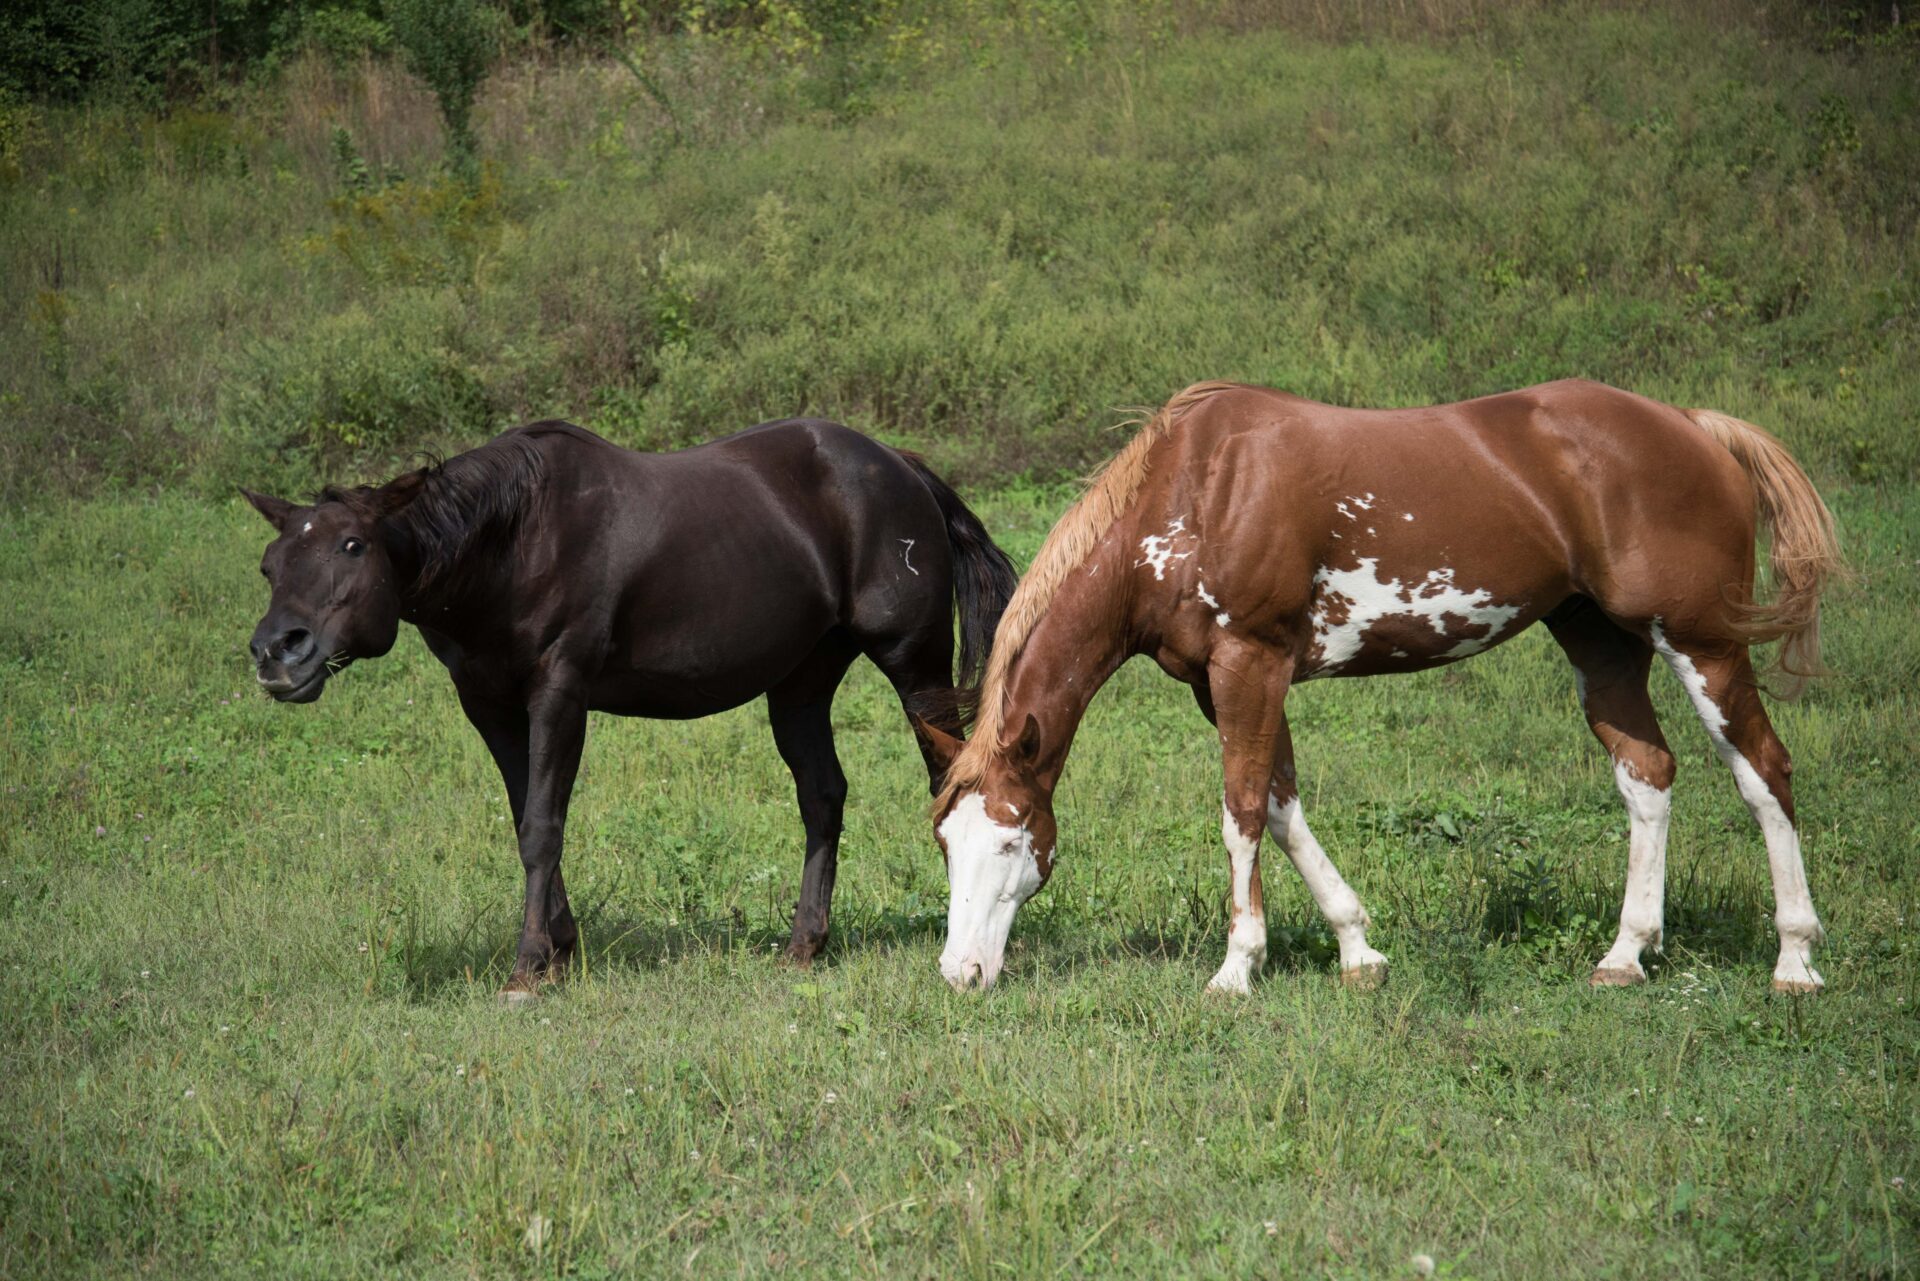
342 538 366 557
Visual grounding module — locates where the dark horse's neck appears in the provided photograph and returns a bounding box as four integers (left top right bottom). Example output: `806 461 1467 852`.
998 536 1138 794
372 431 548 625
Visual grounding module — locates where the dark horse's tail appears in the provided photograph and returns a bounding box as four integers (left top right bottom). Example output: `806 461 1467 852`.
895 451 1019 719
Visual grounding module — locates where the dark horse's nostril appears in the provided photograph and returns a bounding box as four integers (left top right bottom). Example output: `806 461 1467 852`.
275 628 314 663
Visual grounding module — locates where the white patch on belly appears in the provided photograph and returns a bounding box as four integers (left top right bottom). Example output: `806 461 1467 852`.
898 538 918 575
1136 516 1192 581
1307 558 1521 672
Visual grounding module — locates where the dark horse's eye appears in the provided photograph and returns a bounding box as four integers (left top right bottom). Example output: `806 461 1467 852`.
342 538 366 557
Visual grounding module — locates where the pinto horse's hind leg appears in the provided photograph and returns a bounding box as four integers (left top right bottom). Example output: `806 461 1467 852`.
769 638 858 966
1650 627 1825 993
1544 601 1677 988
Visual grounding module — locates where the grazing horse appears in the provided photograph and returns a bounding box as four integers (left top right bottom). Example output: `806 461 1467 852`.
244 418 1016 999
916 380 1842 995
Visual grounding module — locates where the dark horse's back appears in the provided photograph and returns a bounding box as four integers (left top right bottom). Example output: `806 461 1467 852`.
492 419 1012 721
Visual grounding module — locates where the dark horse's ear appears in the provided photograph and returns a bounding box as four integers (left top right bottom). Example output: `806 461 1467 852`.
375 469 429 515
910 715 966 775
240 488 295 531
1012 713 1043 764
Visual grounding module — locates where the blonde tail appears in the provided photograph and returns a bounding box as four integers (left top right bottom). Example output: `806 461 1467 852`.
1686 408 1845 694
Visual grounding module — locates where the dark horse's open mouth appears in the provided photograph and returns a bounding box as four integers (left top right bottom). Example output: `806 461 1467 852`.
262 654 351 704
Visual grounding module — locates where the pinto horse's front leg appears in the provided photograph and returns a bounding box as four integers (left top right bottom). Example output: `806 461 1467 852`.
1204 641 1292 995
502 679 588 1002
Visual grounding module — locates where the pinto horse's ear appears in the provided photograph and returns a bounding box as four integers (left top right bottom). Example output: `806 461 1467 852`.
241 488 295 531
1012 713 1043 764
910 715 966 775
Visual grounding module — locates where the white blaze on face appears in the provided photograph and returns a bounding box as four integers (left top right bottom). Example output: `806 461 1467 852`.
938 792 1046 989
1307 558 1520 673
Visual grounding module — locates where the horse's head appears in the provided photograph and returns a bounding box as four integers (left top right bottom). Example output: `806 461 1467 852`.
920 714 1058 990
241 482 417 703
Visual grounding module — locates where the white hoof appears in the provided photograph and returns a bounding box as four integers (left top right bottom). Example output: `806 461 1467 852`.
1772 966 1824 995
498 986 540 1007
1590 963 1647 988
1338 946 1389 990
1205 964 1254 996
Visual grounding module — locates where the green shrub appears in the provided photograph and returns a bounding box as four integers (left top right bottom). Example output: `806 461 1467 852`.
386 0 501 182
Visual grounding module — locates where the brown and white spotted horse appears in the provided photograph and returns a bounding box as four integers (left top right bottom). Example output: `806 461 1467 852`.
915 380 1842 995
244 418 1015 1000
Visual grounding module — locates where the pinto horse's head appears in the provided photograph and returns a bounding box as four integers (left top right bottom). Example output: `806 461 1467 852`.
241 484 415 703
919 714 1058 991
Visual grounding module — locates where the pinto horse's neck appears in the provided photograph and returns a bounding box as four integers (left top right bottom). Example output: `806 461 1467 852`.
992 534 1140 790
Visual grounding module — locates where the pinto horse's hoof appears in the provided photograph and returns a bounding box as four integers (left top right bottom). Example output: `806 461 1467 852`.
498 985 541 1007
1589 965 1646 988
1771 976 1823 996
1340 962 1388 991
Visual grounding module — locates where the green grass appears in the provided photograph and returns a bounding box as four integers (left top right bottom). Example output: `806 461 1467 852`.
3 4 1919 1276
1 483 1915 1278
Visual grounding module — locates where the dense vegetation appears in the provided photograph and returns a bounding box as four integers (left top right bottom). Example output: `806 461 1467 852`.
2 1 1916 502
1 3 1915 1277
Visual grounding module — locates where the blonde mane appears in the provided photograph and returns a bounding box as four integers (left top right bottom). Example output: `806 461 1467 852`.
935 381 1244 811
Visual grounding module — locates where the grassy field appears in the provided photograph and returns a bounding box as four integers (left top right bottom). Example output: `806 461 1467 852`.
3 3 1919 1278
2 483 1916 1277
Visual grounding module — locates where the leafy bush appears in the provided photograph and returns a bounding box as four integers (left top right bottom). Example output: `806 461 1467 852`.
386 0 502 180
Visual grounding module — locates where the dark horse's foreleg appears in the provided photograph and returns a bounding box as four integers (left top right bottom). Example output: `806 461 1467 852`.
464 678 587 1002
459 689 582 993
770 640 857 965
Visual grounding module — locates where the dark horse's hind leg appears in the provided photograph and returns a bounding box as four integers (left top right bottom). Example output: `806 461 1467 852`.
867 628 964 793
770 637 859 965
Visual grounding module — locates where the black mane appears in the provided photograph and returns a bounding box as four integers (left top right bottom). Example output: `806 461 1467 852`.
322 425 558 598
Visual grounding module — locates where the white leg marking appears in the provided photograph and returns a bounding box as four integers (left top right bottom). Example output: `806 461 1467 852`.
1593 761 1671 983
1207 804 1267 994
1266 793 1387 979
1651 622 1823 991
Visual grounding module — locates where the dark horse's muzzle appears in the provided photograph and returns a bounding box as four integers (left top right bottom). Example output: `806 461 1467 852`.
250 617 328 702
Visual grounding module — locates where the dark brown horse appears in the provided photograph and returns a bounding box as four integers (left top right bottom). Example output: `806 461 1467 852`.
917 380 1842 996
244 418 1015 999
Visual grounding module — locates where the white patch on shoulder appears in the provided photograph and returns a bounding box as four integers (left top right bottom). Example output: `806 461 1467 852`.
898 538 918 575
1195 581 1231 628
302 522 313 534
1307 558 1520 673
1403 512 1414 522
1136 516 1193 581
1349 493 1375 510
1335 502 1356 521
